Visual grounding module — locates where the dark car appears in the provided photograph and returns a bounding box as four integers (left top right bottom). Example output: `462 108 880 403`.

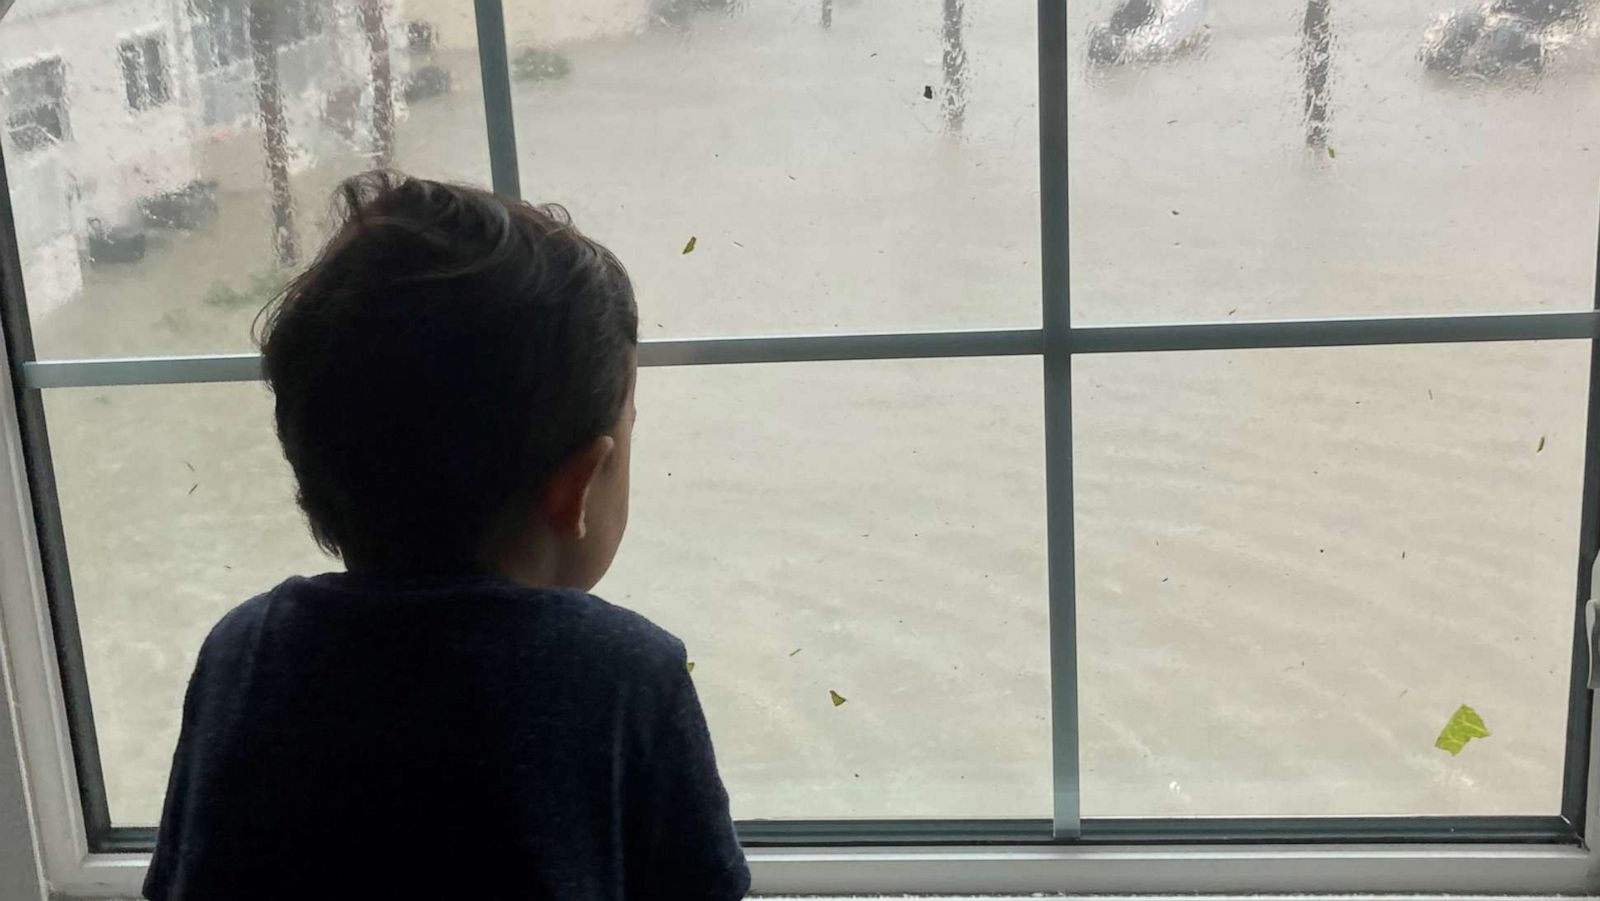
1421 0 1591 79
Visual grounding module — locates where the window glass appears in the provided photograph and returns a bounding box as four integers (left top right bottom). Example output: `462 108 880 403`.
0 0 490 356
603 358 1050 819
41 382 327 824
505 0 1041 338
1067 0 1600 324
6 0 1597 847
43 357 1048 825
1075 341 1587 817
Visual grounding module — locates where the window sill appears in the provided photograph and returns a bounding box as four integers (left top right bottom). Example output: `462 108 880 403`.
31 844 1597 898
53 896 1600 901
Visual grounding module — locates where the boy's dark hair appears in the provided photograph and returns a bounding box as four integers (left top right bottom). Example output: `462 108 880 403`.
257 171 638 571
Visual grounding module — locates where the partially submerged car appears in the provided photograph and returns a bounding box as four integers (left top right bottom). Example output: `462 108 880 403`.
1088 0 1210 67
1421 0 1594 79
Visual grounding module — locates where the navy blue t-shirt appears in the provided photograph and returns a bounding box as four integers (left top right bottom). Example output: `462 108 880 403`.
144 573 749 901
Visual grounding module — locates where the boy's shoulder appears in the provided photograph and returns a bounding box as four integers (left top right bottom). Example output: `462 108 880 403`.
198 575 687 678
522 585 691 677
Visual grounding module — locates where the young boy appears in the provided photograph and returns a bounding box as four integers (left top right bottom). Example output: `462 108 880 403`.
143 172 749 901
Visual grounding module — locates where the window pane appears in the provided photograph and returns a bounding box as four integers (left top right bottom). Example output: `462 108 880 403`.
1067 0 1600 323
144 37 171 107
504 0 1041 338
600 358 1049 818
2 56 70 146
41 382 327 825
44 357 1047 825
0 0 490 359
1075 341 1588 817
118 41 143 111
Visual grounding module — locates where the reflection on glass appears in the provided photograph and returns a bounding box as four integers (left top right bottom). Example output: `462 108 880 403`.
47 358 1048 825
504 0 1041 337
1075 341 1587 817
1 0 490 359
1068 0 1600 323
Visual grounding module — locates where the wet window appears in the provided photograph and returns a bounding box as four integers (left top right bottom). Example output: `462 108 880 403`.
1 0 1598 861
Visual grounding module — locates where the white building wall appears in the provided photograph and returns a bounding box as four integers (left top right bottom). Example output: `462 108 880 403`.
1 0 204 314
2 0 200 224
1 0 403 316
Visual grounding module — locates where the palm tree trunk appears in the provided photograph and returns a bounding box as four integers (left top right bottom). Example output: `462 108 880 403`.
248 0 297 265
358 0 395 167
942 0 968 132
1302 0 1333 149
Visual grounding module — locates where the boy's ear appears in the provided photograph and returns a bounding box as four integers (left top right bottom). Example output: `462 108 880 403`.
542 435 617 540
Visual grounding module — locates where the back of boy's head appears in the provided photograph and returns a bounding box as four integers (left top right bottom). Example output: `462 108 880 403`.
258 171 638 572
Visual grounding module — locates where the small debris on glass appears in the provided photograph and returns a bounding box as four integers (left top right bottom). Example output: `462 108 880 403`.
1435 704 1490 756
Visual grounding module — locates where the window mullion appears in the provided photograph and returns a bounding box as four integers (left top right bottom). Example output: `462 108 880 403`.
1037 0 1079 839
472 0 521 198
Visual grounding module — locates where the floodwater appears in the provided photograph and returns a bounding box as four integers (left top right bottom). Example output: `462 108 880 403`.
12 0 1600 825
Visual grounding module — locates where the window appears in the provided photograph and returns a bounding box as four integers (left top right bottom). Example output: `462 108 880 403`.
277 0 326 46
190 0 324 75
190 0 250 72
118 34 170 112
2 58 68 153
3 0 1600 896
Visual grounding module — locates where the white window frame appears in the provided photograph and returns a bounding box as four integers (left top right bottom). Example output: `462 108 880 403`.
4 0 1600 895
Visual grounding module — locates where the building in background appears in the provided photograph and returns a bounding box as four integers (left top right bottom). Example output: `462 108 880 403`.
403 0 653 51
0 0 411 316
